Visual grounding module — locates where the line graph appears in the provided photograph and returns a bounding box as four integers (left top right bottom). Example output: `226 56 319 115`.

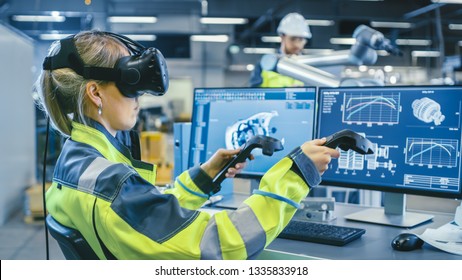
405 137 458 167
342 92 400 124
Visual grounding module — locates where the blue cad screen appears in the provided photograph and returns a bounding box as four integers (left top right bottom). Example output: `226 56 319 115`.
317 86 462 198
189 87 317 176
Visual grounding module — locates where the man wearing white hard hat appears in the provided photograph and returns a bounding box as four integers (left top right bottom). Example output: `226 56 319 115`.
250 12 312 87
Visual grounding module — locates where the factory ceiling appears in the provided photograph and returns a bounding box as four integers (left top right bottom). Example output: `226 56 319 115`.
1 0 461 63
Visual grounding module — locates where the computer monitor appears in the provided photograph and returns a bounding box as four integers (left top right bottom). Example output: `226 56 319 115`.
317 85 462 227
189 87 317 179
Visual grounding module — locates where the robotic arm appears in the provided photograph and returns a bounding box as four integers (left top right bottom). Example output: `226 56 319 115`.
261 54 340 87
353 25 402 57
260 25 402 87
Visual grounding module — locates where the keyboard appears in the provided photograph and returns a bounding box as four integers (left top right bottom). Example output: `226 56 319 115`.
278 220 366 246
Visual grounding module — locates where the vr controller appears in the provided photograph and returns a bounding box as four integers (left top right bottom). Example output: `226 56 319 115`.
323 129 374 155
212 135 284 185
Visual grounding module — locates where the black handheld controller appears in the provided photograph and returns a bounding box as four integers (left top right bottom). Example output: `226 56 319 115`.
212 135 284 185
323 129 374 155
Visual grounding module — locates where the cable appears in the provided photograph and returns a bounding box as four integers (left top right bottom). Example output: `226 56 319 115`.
42 117 50 260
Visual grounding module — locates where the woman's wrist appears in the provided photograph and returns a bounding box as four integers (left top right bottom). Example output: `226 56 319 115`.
200 162 217 179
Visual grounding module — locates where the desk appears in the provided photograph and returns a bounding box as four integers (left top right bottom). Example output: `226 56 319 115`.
211 195 462 260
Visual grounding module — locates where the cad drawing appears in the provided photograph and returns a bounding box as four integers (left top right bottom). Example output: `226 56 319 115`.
225 111 279 150
412 97 445 126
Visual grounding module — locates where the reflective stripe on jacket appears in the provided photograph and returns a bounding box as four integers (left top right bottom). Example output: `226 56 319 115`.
46 118 319 259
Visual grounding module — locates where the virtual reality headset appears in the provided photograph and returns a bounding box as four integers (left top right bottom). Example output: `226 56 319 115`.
42 31 169 98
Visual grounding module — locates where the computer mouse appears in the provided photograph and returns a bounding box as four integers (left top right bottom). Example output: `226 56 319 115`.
391 233 424 251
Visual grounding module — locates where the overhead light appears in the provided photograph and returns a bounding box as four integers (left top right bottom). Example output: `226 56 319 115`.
123 34 156 41
389 75 398 84
190 35 229 42
370 21 413 29
431 0 462 3
459 41 462 46
243 48 277 54
12 15 66 22
449 24 462 30
411 50 440 57
395 39 432 46
200 17 248 25
39 33 72 40
108 16 157 24
384 65 394 72
377 50 390 56
261 36 281 43
228 45 240 54
246 64 255 71
330 38 356 45
353 0 384 1
305 19 335 26
39 32 156 42
228 64 255 71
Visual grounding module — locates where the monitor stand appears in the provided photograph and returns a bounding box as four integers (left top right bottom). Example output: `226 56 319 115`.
344 192 434 228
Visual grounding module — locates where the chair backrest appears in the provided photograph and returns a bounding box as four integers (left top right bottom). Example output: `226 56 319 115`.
46 215 99 260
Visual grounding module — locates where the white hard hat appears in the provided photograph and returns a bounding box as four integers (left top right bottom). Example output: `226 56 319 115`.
277 12 312 39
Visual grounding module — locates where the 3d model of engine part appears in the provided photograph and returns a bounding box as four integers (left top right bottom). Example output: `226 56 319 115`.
225 111 279 150
412 97 445 126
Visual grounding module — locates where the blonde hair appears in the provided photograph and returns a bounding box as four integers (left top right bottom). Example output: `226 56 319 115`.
35 30 127 136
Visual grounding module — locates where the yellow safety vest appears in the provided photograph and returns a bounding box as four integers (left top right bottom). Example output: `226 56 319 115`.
260 70 305 87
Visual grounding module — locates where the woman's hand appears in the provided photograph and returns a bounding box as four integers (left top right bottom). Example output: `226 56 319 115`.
300 138 340 175
201 148 253 179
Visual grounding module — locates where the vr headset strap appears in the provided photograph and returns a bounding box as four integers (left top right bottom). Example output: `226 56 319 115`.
42 36 121 82
83 66 120 82
42 36 84 73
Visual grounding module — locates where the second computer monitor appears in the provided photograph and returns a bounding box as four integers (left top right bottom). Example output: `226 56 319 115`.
189 87 317 177
318 85 462 198
317 86 462 227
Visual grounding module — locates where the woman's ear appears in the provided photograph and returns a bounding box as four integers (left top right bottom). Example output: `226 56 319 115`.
85 81 101 107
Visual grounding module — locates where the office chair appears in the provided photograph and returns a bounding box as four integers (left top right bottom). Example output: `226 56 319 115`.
45 215 99 260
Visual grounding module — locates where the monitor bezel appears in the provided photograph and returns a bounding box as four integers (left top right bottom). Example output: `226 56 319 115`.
316 85 462 199
188 86 318 178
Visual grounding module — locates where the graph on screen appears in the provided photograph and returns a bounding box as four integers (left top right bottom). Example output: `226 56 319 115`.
405 137 458 167
342 92 400 125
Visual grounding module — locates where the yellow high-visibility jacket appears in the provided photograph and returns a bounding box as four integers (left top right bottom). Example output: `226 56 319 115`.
46 118 320 259
249 61 304 88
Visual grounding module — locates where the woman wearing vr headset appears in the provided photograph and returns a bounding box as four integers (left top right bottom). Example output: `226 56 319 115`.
36 30 339 260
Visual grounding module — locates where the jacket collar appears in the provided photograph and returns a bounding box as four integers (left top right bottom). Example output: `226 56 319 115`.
70 118 156 183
